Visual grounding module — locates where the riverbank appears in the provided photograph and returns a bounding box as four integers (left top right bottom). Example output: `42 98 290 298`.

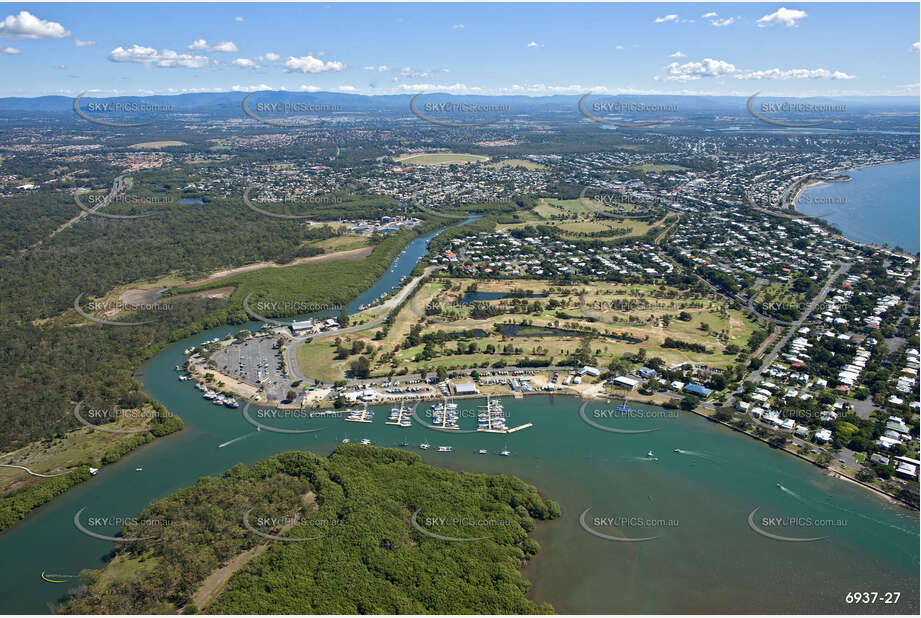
681 404 916 511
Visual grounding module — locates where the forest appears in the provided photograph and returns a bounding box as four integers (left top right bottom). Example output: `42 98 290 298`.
60 447 560 614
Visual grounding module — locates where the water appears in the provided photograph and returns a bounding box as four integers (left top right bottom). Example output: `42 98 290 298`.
0 213 916 613
1 383 916 613
346 217 477 312
795 160 920 252
177 198 204 205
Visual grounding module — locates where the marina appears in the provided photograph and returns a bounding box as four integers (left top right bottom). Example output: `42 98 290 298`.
385 401 413 427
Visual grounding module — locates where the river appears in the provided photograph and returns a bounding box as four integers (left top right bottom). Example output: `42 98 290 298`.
0 224 917 614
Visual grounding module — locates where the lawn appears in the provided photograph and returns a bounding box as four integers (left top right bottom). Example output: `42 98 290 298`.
486 158 546 171
394 152 489 166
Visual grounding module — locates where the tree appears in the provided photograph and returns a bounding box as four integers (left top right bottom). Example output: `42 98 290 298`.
349 356 371 379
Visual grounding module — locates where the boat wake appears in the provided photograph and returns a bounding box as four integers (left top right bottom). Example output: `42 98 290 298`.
218 432 255 448
672 448 721 462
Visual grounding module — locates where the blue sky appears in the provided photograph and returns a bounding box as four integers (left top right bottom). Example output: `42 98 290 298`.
0 3 918 98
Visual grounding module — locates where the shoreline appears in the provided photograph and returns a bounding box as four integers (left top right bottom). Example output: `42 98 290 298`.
787 157 920 255
678 404 917 511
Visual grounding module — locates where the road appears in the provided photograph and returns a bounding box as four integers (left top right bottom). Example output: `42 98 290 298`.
282 265 442 382
52 174 129 238
728 261 851 406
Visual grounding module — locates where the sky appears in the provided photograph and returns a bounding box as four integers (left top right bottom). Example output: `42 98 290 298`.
0 2 919 98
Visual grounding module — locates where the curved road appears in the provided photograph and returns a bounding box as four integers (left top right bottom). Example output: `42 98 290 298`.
282 265 442 382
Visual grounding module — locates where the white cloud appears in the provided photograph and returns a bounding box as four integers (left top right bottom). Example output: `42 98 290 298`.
109 45 211 69
669 51 685 58
232 58 259 68
736 68 855 80
234 16 244 23
74 39 95 47
337 85 357 92
258 52 280 62
211 40 238 53
662 58 736 81
283 55 345 73
364 64 389 72
913 41 920 52
299 84 320 92
711 17 736 27
188 39 238 52
0 46 21 54
0 10 70 39
654 14 679 23
757 8 807 28
702 12 717 19
231 83 272 92
527 41 540 48
615 45 624 50
659 57 855 82
394 82 478 93
452 24 464 29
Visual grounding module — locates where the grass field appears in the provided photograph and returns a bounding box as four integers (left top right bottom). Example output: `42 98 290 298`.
486 158 546 170
394 152 489 166
294 277 756 382
305 235 371 253
128 141 188 149
295 340 345 383
0 408 161 498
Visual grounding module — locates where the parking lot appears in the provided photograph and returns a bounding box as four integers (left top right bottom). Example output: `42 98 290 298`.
212 335 293 402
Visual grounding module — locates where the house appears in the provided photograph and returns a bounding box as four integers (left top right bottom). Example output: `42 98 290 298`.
683 383 712 398
580 366 601 377
453 382 478 395
869 453 891 466
669 380 685 392
291 319 316 334
814 429 833 443
637 367 657 378
611 375 640 390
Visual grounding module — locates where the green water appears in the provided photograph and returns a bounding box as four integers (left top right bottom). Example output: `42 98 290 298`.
0 326 917 613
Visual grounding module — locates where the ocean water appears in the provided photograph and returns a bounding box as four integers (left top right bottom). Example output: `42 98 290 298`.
796 160 920 253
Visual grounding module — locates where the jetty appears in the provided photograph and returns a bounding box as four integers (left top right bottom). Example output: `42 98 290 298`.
345 404 374 423
386 401 412 427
